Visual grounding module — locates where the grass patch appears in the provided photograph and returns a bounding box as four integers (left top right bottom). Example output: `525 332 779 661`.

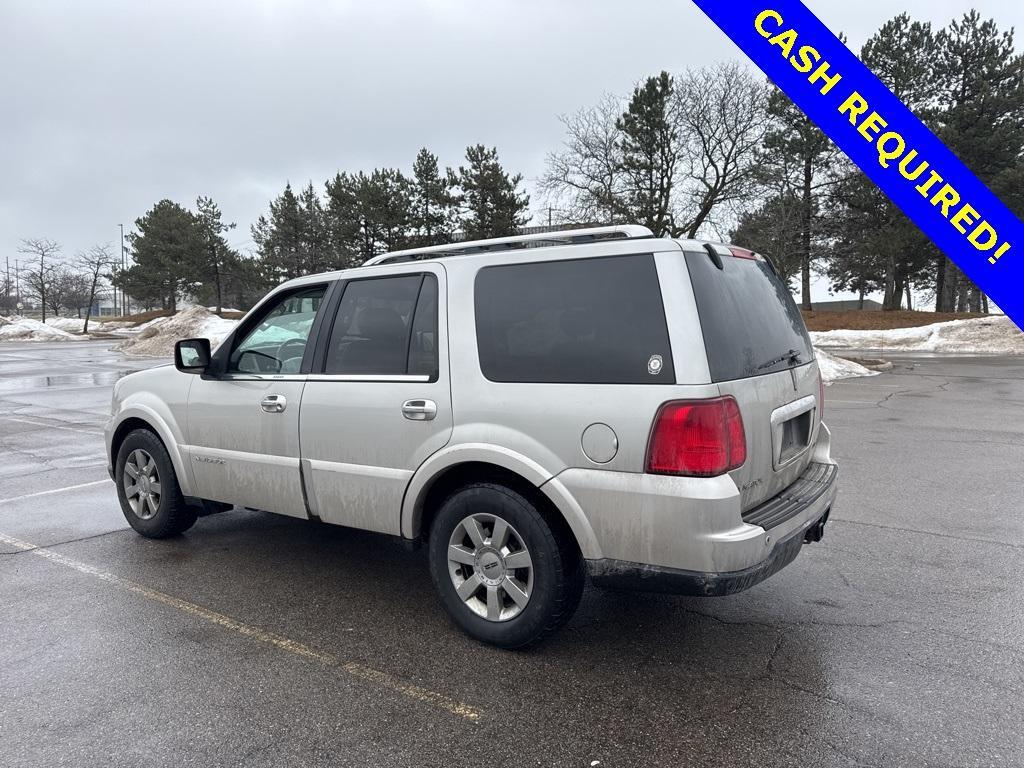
801 310 988 332
99 308 244 326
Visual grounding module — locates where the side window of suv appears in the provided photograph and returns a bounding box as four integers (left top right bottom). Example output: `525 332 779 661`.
474 254 674 384
229 285 327 374
324 274 438 378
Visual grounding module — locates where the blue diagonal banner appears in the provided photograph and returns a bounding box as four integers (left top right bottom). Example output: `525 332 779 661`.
692 1 1024 329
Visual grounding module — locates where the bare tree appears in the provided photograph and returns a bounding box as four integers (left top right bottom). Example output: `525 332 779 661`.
0 272 15 315
673 63 771 238
539 94 626 225
60 270 94 319
76 245 115 333
45 266 80 317
17 238 61 322
539 64 770 239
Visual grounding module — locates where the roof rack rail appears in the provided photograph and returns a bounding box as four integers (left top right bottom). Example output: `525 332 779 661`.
363 225 655 266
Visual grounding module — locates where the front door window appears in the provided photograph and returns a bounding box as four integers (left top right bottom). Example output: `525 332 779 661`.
229 285 327 374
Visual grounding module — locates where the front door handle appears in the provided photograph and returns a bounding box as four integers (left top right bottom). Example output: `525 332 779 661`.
402 399 437 421
260 394 287 413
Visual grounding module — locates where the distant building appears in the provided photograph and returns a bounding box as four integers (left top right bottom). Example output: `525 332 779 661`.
810 299 883 312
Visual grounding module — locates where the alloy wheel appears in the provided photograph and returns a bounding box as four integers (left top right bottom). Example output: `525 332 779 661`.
123 448 161 520
447 512 534 622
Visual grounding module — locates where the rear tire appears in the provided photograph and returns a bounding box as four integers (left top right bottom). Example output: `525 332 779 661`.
115 429 197 539
428 482 584 649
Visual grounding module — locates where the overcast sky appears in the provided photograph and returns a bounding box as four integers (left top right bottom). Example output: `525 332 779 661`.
2 0 1021 299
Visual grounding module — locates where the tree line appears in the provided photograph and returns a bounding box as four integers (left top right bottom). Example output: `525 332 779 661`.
541 10 1023 312
112 144 529 313
8 10 1019 318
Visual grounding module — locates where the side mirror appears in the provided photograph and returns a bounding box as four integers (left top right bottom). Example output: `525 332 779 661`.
175 338 211 374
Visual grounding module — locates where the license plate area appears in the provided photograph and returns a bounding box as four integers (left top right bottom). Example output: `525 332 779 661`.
779 411 811 463
770 395 817 470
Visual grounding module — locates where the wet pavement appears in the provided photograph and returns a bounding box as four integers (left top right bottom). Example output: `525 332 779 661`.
1 340 1022 767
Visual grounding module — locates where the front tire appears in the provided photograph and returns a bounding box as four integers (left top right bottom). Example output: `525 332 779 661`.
115 429 197 538
428 483 584 649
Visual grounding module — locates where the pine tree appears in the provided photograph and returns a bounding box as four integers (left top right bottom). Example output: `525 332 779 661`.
930 11 1024 311
615 72 678 236
298 182 332 273
326 169 413 262
845 14 936 310
367 168 413 253
252 183 305 282
122 201 204 312
410 148 456 246
730 192 805 288
452 145 530 239
764 90 835 310
195 196 236 314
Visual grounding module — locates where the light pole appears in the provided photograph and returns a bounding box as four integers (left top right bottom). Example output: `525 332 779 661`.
119 223 126 316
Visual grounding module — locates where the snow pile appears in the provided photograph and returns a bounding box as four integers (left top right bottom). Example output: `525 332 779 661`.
815 348 879 384
810 316 1024 355
45 317 87 333
45 315 159 336
0 315 83 342
116 307 238 357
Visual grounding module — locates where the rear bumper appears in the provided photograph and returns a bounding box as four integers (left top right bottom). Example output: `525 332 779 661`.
587 506 830 596
553 425 838 584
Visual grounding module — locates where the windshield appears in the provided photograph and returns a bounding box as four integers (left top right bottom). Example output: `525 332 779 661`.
683 250 813 382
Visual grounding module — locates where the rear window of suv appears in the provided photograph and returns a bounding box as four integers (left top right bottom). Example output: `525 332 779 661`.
474 254 674 384
683 250 813 382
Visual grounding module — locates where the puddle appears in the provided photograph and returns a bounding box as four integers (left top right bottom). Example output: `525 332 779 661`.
0 370 142 392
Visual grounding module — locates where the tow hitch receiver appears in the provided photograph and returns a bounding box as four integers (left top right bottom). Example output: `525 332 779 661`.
804 509 830 544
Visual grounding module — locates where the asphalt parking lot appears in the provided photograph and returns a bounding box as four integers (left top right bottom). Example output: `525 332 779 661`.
1 339 1022 768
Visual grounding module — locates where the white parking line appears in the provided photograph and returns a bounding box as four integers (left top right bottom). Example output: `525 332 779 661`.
0 479 112 506
0 530 482 722
2 416 104 436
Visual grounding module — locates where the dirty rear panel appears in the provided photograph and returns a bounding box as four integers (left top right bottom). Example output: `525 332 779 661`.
682 247 822 510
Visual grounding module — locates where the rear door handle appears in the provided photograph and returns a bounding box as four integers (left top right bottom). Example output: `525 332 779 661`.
260 394 287 413
402 399 437 421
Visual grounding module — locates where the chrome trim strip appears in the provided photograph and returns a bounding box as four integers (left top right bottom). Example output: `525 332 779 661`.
218 374 307 382
181 445 300 467
306 374 432 383
770 395 817 427
307 458 413 481
216 373 431 383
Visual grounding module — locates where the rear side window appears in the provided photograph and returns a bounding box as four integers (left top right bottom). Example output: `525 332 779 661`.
474 254 674 384
324 274 437 378
683 251 813 382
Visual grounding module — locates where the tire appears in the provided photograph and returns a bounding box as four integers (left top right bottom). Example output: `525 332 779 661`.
428 482 584 649
115 429 197 539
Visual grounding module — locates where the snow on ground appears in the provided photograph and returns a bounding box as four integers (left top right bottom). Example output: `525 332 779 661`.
815 348 879 385
116 307 238 357
811 316 1024 355
0 315 85 342
44 317 87 333
42 316 151 335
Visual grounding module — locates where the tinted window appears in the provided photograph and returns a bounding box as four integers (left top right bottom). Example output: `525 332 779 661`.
324 274 437 377
475 255 674 384
683 251 813 382
408 276 439 378
229 285 326 374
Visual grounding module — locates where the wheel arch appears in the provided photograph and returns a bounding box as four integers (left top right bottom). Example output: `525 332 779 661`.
109 404 194 496
401 445 602 560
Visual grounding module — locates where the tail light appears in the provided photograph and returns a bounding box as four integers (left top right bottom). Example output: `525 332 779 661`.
819 374 825 419
646 397 747 477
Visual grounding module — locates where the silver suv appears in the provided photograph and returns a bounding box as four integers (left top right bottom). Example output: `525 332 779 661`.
106 226 837 648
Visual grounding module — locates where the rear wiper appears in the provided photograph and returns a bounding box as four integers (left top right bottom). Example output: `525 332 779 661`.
756 348 803 371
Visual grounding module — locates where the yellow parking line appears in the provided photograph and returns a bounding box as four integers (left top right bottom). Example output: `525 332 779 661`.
0 531 482 722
